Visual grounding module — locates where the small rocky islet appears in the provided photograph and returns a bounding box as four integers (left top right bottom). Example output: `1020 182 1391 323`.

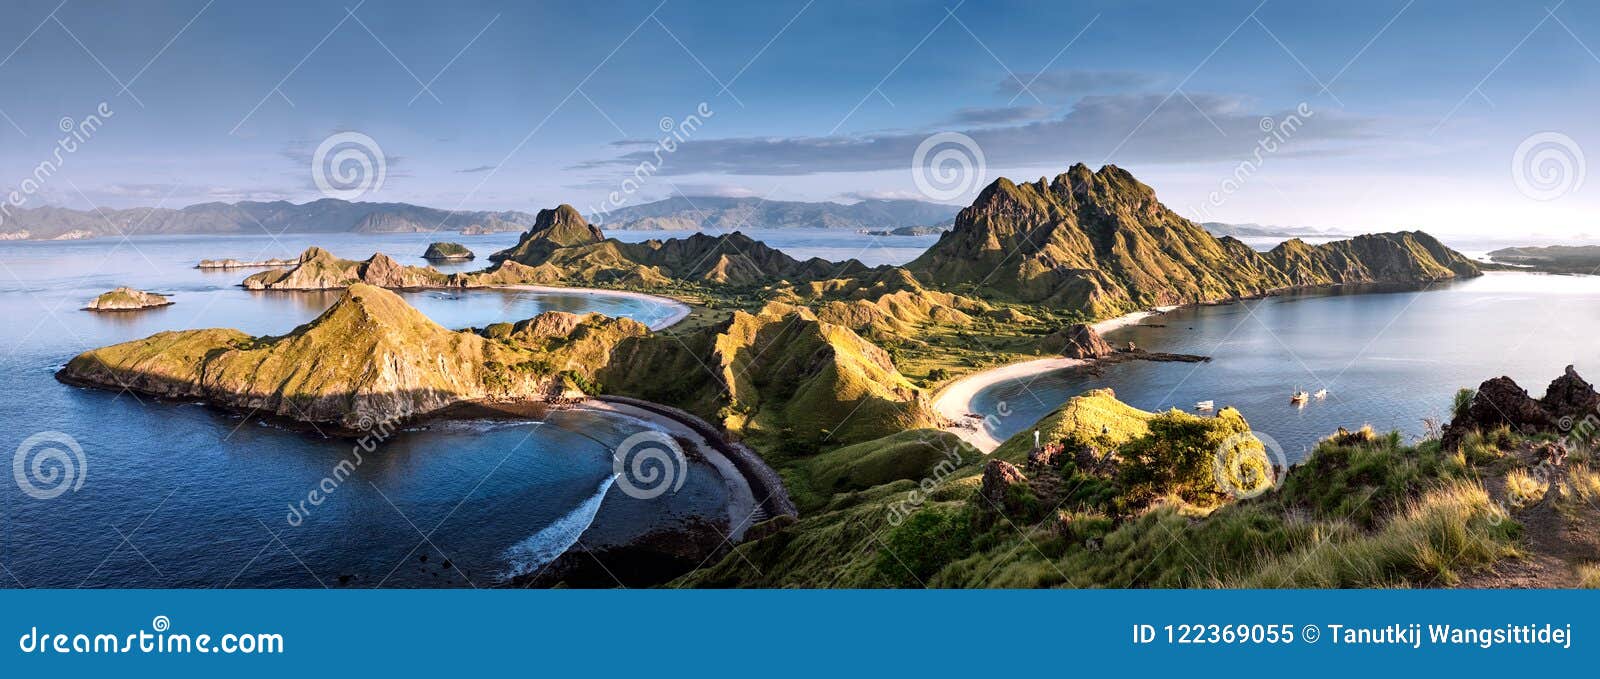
422 242 475 261
83 287 172 312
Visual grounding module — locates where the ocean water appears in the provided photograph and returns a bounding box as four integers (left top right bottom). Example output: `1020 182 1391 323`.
0 233 730 588
969 272 1600 461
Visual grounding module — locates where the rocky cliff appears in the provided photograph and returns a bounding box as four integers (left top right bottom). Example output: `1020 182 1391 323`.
907 164 1479 317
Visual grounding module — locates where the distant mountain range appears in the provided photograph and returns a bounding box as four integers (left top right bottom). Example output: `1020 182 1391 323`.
1200 222 1348 239
590 196 959 231
0 195 962 241
0 199 538 241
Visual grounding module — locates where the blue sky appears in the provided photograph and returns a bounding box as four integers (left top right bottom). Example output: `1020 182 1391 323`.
3 0 1600 237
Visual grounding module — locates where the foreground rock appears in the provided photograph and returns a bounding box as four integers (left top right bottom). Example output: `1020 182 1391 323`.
1443 365 1600 448
84 287 172 311
422 242 475 261
58 284 646 430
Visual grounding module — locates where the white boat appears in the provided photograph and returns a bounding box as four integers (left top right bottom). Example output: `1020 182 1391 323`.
1290 390 1309 404
1195 400 1214 410
1314 388 1328 399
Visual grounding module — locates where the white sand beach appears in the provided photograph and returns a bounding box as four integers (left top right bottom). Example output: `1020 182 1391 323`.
931 305 1177 453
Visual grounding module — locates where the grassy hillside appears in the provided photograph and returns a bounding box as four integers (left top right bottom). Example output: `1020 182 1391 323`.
676 388 1535 588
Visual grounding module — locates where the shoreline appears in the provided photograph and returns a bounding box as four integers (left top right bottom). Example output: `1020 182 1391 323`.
931 305 1177 453
576 399 761 540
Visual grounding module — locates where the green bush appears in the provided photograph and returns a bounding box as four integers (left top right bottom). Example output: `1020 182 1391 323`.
876 506 972 588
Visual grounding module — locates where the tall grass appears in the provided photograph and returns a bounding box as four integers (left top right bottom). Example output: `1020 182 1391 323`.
1224 481 1519 588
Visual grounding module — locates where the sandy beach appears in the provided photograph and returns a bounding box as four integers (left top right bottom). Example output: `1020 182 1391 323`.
931 305 1177 453
499 284 692 331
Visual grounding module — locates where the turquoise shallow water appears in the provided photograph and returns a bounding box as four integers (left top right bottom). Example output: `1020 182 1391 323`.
0 233 733 588
970 272 1600 461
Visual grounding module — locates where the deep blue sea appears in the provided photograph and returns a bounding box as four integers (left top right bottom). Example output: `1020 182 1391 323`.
0 231 766 589
970 272 1600 461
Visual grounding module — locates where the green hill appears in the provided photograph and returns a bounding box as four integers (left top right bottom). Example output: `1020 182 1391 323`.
58 284 646 429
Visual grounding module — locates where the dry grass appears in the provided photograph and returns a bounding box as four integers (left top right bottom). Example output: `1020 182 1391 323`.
1505 468 1550 508
1577 563 1600 589
1224 480 1519 588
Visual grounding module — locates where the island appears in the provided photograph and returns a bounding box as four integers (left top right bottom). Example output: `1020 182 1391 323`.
83 287 172 312
196 257 295 269
1486 245 1600 274
422 242 475 261
861 225 948 236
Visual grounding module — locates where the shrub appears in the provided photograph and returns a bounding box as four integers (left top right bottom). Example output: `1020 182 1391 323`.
876 506 973 587
1452 387 1476 423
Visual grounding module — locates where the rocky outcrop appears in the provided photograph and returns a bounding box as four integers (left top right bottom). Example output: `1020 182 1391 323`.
1045 323 1113 359
907 163 1479 317
1443 366 1600 448
979 459 1030 514
84 287 172 311
241 247 448 290
422 242 475 261
1541 365 1600 421
57 284 647 430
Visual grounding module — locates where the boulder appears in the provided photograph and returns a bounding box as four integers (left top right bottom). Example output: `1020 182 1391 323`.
1540 365 1600 421
1046 323 1113 359
978 459 1029 514
1442 376 1553 449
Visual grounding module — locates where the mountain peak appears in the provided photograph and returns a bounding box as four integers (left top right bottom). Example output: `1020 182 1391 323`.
910 163 1478 316
489 205 606 263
